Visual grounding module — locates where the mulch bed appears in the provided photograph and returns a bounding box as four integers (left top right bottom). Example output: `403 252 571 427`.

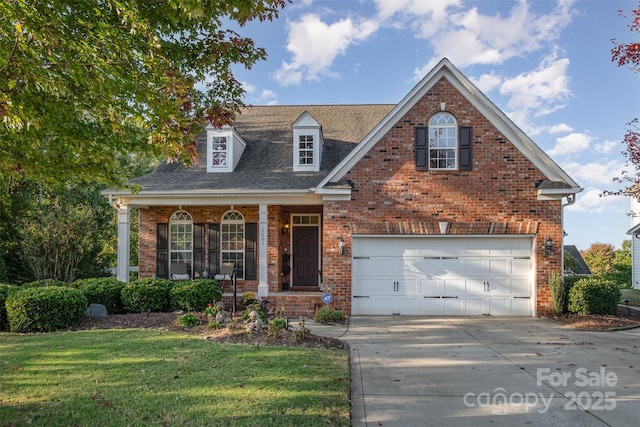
70 305 640 346
553 305 640 331
71 312 347 349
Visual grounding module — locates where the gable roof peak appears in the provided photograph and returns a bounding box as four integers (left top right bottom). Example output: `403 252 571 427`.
318 57 581 196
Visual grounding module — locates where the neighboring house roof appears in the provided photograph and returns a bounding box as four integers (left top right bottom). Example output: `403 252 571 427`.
319 58 582 198
627 223 640 235
564 245 592 276
124 104 394 194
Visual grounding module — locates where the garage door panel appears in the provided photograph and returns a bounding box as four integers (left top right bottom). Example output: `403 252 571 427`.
443 278 465 296
419 259 446 278
512 298 531 315
352 236 533 316
444 298 465 315
489 299 510 315
421 297 444 314
512 278 531 296
511 258 530 275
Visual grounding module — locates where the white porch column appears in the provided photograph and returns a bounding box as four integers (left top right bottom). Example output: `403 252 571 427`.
257 204 269 297
116 204 131 283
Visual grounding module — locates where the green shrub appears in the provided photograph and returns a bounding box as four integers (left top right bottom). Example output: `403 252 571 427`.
549 272 568 317
22 279 67 288
177 313 200 327
568 277 621 315
314 305 346 324
6 286 87 332
0 284 16 331
170 279 223 312
240 291 259 307
121 278 172 313
267 317 288 338
73 277 127 314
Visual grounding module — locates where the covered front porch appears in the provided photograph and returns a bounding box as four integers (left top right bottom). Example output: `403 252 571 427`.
109 191 330 317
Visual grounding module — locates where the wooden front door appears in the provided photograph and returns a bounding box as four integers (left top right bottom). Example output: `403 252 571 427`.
292 226 319 287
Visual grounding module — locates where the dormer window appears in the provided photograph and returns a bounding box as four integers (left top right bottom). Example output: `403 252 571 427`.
206 125 246 173
293 111 323 172
298 134 314 165
211 136 228 167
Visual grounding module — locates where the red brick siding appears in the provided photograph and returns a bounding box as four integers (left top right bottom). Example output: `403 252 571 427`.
322 77 562 317
139 206 260 293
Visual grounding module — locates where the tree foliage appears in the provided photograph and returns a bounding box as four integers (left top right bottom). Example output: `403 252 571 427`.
1 0 288 187
610 3 640 194
581 241 632 287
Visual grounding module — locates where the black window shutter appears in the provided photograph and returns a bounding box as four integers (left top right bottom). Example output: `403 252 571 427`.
207 224 220 277
193 223 204 278
415 127 428 171
156 223 169 279
245 223 257 280
459 126 473 171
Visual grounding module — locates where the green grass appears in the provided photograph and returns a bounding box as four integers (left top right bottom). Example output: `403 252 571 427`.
0 329 350 426
621 288 640 307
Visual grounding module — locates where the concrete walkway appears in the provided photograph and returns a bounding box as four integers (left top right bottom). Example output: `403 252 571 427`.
305 317 640 427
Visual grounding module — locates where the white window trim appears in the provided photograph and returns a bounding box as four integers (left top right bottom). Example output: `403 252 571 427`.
221 210 245 279
292 112 323 172
169 210 193 280
206 125 246 173
428 112 458 171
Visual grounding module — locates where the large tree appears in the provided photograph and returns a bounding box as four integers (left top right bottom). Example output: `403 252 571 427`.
611 3 640 195
1 0 287 187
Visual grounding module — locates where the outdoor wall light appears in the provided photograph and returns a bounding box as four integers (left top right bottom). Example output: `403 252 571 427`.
282 223 290 235
544 237 553 255
338 236 346 256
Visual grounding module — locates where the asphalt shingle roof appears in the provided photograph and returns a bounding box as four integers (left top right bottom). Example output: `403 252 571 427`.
130 105 395 192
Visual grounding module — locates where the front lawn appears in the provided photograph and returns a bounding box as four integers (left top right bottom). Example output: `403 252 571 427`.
621 288 640 307
0 329 350 426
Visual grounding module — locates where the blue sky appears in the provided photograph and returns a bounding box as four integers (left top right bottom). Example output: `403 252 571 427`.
229 0 639 251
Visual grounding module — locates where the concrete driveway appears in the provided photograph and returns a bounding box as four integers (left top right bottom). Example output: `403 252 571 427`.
331 316 640 427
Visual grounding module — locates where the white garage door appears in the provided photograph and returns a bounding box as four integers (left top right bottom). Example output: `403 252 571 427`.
352 236 533 316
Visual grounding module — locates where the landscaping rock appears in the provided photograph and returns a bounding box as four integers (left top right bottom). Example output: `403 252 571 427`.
85 303 108 318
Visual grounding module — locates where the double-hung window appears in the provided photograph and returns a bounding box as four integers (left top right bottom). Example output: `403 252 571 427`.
169 210 193 279
415 112 472 172
298 135 314 165
211 136 228 167
428 113 457 170
221 211 245 279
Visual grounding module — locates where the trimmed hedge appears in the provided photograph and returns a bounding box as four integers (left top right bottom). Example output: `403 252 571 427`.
22 279 68 288
73 278 127 314
568 277 621 315
0 284 15 331
169 279 223 312
121 278 172 313
6 286 88 332
314 305 346 324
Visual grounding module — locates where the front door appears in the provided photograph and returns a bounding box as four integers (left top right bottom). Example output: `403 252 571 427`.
292 226 319 287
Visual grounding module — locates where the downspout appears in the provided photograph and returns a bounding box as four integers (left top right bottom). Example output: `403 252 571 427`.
561 194 577 276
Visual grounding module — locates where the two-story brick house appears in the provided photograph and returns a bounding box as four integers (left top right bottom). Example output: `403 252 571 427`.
105 58 582 317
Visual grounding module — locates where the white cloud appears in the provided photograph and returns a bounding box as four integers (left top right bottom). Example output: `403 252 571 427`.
471 72 503 93
566 188 627 214
561 159 624 187
500 55 571 115
548 123 573 133
595 139 619 154
273 14 378 86
374 0 461 34
548 132 592 156
256 89 278 105
409 0 575 73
